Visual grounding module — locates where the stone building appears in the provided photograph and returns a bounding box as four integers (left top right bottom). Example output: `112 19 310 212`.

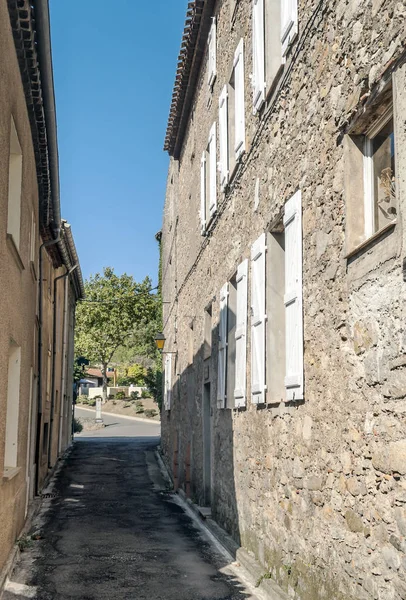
161 0 406 598
0 0 84 586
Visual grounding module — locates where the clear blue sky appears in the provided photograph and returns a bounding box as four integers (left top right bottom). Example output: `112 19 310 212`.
50 0 187 285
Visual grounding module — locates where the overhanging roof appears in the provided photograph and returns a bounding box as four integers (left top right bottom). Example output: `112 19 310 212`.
164 0 215 158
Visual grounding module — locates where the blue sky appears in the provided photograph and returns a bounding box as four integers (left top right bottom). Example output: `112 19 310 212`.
50 0 187 286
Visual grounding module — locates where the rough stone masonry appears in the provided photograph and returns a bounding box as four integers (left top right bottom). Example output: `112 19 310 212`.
161 1 406 599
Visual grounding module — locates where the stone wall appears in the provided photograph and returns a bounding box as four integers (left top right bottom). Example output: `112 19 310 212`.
161 1 406 598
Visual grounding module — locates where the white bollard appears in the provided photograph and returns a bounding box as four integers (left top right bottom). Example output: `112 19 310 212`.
95 397 103 423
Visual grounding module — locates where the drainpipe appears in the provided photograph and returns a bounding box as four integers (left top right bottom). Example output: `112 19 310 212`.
35 232 61 496
48 264 78 469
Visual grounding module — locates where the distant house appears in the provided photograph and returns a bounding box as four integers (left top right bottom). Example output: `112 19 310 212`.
80 368 114 389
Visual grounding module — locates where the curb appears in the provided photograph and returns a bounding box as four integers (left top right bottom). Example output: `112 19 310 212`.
75 405 161 425
153 449 288 600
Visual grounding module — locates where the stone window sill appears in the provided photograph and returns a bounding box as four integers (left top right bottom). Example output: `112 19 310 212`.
345 221 396 260
3 466 21 482
7 234 25 272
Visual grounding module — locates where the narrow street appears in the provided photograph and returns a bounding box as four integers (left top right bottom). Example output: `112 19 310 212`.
3 415 261 600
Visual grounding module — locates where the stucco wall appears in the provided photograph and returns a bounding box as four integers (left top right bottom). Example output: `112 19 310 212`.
161 1 406 599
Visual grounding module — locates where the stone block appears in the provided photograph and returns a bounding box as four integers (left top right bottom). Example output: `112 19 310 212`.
345 509 364 533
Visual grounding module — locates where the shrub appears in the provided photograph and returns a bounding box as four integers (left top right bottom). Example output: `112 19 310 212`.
141 389 149 399
144 409 157 419
73 418 83 433
112 400 117 405
130 391 139 401
108 393 115 400
123 402 131 408
116 391 126 400
134 400 143 408
77 395 88 405
135 406 144 414
87 398 96 407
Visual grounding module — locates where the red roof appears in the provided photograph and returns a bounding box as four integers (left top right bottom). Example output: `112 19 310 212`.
86 368 113 379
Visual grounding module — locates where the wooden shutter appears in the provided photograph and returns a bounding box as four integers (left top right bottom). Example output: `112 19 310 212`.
252 0 265 114
217 283 229 408
200 152 206 234
218 85 229 190
209 122 217 217
251 233 266 404
234 39 245 160
283 190 303 401
208 18 217 88
164 353 172 410
234 260 248 408
281 0 298 56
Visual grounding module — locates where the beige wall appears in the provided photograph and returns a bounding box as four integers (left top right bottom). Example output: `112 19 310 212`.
0 3 75 581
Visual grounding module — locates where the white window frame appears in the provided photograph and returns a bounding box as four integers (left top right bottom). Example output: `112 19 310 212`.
7 117 23 250
164 353 172 411
217 283 229 409
234 39 246 160
234 260 248 408
283 190 304 401
363 104 394 240
208 122 217 218
200 152 207 234
251 233 267 405
252 0 266 114
281 0 298 57
218 85 229 190
208 18 217 89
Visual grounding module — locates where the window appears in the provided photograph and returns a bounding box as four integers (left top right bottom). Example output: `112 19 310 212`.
251 234 267 404
252 0 283 113
281 0 298 57
4 342 21 470
363 108 396 238
252 0 265 113
30 211 36 263
283 190 303 401
234 260 248 408
204 305 212 360
218 86 229 190
164 353 172 411
200 123 217 234
345 90 396 253
7 117 23 250
232 39 245 161
217 283 228 408
208 18 217 89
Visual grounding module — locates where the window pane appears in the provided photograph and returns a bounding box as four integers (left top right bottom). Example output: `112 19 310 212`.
373 118 396 232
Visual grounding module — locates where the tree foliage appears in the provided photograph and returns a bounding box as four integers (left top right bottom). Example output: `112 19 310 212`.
75 267 156 398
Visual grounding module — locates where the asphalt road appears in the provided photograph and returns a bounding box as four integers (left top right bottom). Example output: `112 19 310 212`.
3 416 261 600
74 405 161 438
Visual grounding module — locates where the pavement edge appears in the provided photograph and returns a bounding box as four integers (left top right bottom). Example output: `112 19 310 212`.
154 448 289 600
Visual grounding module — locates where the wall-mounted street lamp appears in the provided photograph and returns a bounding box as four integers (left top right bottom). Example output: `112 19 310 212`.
154 332 177 354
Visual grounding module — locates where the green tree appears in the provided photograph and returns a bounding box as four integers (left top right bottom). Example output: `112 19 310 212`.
75 267 156 400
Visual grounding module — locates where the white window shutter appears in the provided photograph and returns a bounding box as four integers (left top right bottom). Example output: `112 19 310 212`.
217 283 229 408
234 39 245 160
208 18 217 88
218 85 229 190
209 122 217 217
200 152 206 234
234 259 248 408
164 353 172 410
281 0 298 56
251 233 266 404
283 190 303 401
252 0 265 114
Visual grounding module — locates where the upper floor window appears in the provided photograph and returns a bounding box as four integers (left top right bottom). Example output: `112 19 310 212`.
208 18 217 89
7 117 23 250
281 0 298 57
363 108 396 238
200 122 217 234
344 88 396 254
252 0 284 114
